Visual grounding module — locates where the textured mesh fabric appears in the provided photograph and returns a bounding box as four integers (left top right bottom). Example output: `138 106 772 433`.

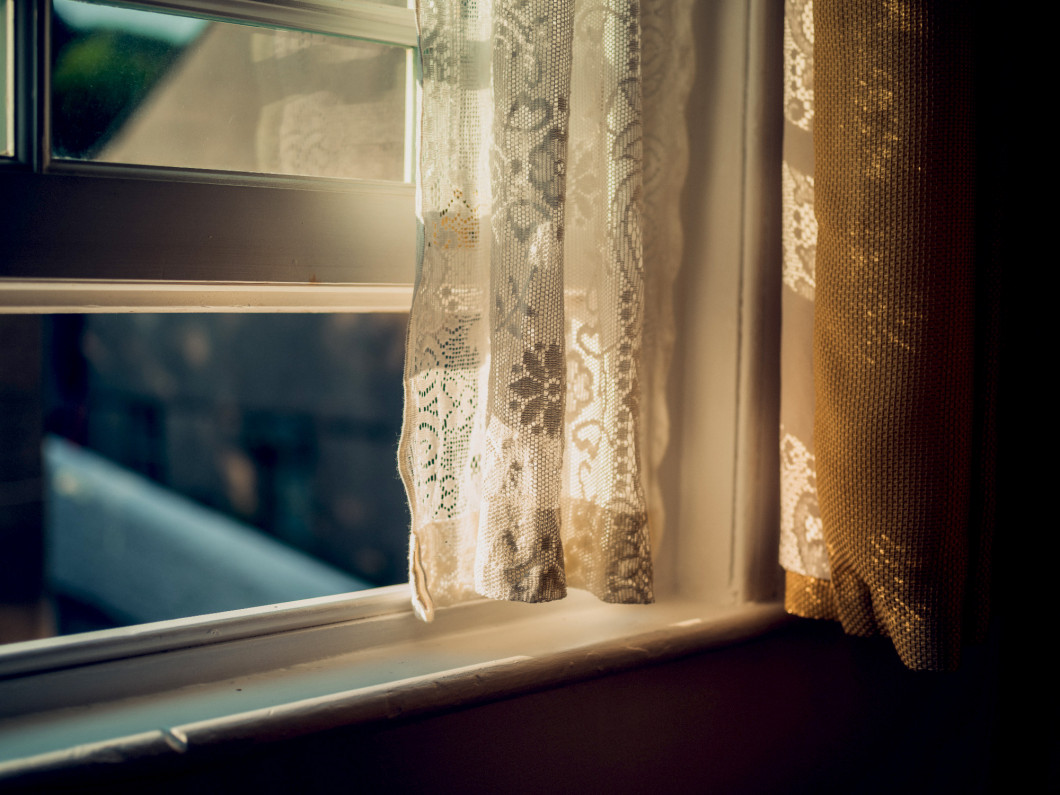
400 0 691 620
783 0 996 671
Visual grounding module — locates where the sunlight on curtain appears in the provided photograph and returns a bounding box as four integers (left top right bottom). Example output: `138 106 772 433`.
781 0 996 671
399 0 691 620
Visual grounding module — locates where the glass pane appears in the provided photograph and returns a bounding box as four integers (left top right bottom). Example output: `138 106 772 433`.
1 0 11 157
51 0 409 181
0 314 408 644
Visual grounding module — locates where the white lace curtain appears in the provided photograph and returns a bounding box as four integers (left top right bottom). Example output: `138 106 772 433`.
779 0 824 598
399 0 691 620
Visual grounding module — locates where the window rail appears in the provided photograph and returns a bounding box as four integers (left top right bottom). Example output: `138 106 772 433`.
0 172 416 286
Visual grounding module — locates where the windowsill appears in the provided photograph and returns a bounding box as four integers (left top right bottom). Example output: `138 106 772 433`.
0 586 788 781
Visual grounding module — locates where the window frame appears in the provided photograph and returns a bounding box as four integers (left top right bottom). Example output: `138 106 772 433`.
1 0 418 310
0 0 787 782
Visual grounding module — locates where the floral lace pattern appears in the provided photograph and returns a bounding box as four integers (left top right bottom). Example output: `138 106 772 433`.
255 30 406 181
782 161 817 300
780 0 829 582
779 429 827 577
784 0 814 131
400 0 685 618
508 343 565 437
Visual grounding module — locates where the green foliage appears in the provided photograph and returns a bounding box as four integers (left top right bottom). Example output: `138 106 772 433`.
51 27 182 158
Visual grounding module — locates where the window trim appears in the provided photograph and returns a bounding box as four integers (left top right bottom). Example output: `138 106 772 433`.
0 584 412 681
0 590 789 780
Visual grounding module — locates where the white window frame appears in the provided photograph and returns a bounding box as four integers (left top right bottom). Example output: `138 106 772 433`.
0 0 787 783
1 0 418 311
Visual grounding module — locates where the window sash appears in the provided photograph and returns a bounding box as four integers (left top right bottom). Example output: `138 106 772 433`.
1 0 419 303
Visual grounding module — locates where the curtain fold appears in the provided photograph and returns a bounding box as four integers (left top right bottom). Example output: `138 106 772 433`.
781 0 997 671
400 0 690 620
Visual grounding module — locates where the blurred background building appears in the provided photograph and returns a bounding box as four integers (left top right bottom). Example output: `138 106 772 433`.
1 313 409 642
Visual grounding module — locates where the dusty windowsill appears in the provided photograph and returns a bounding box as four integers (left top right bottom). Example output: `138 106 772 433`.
0 588 788 781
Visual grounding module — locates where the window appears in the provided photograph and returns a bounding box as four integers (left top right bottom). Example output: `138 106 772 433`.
1 0 417 299
1 0 419 636
17 312 408 637
0 1 786 782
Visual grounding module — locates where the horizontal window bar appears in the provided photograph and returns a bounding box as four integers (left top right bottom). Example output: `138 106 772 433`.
0 279 414 311
0 171 416 284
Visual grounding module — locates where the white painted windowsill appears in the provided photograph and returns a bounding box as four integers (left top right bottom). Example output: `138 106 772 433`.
0 587 788 781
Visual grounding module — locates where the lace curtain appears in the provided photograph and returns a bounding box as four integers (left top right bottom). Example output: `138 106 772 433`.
779 0 823 590
400 0 691 620
780 0 998 671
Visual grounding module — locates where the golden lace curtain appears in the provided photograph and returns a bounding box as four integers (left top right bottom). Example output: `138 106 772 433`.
399 0 689 620
780 0 999 671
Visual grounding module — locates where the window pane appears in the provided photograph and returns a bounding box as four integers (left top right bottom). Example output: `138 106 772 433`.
1 0 11 157
0 314 408 644
51 0 409 181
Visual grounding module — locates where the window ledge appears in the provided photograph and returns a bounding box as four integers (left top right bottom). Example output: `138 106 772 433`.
0 589 788 781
